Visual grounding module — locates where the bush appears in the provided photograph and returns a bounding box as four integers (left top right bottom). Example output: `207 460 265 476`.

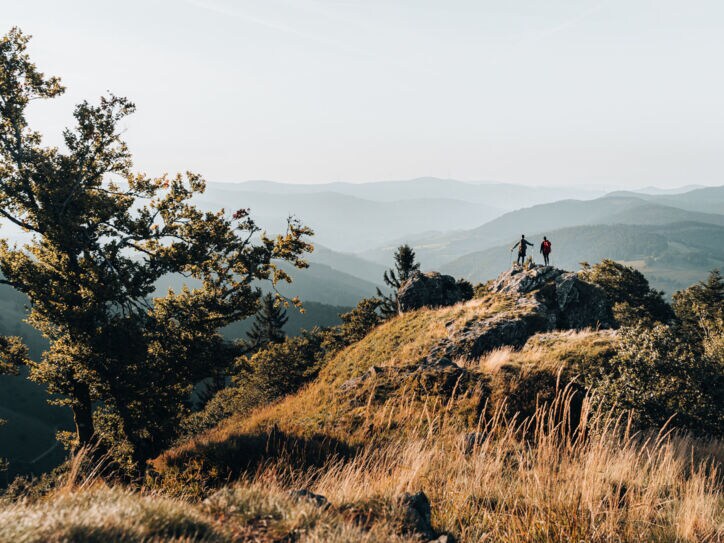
456 278 474 302
580 259 673 325
593 323 723 437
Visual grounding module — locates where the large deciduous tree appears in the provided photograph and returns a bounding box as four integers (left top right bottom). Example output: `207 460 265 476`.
0 28 312 467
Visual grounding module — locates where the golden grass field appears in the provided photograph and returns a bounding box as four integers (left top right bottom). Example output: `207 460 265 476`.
2 298 722 542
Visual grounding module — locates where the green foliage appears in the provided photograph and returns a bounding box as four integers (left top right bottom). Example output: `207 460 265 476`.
593 323 722 436
580 259 673 325
589 272 723 437
323 298 384 351
0 336 26 377
672 269 723 350
456 278 474 301
377 245 420 317
246 293 288 350
0 28 312 468
240 329 326 406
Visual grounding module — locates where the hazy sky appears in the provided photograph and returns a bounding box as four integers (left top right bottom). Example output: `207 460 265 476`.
4 1 724 187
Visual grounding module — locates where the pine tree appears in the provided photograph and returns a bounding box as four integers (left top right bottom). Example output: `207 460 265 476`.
376 244 420 317
247 293 289 349
0 29 312 467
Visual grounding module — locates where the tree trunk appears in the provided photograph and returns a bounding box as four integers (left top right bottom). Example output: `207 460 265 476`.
72 382 94 449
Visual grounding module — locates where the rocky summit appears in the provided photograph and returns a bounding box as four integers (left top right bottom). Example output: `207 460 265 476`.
491 265 614 330
397 265 615 362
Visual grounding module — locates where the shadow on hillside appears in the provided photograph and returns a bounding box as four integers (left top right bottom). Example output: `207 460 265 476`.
154 426 355 495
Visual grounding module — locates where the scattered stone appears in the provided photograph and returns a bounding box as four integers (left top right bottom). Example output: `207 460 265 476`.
398 272 468 312
398 491 435 539
289 489 330 509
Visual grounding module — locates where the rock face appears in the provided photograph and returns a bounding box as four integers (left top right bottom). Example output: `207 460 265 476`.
398 272 467 312
427 265 613 362
491 265 614 330
340 265 614 401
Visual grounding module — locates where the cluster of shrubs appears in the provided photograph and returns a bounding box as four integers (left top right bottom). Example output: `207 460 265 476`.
581 260 723 437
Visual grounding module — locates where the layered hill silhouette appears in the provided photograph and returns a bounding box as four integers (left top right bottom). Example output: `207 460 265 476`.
442 221 724 293
362 192 724 267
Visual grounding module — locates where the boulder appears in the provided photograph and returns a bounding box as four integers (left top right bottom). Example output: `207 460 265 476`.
554 272 614 329
398 272 468 312
398 491 435 539
492 265 614 330
491 265 562 296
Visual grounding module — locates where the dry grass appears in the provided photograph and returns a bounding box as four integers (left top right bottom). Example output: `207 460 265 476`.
4 391 722 542
144 300 719 541
474 346 514 373
160 294 530 466
264 391 724 543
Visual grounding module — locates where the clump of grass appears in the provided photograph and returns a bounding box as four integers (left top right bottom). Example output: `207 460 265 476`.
4 390 722 542
282 391 723 542
0 486 225 542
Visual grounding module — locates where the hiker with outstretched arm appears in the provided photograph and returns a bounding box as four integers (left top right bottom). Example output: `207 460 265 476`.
511 234 534 266
540 236 552 266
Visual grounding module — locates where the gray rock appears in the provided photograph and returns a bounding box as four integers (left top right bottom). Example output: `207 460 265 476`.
398 272 468 312
289 489 330 509
427 265 614 363
491 265 563 296
398 491 435 539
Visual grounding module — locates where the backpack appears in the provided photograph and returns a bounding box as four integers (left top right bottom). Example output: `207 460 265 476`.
542 240 552 254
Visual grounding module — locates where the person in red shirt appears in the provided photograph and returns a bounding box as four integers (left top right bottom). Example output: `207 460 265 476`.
540 236 552 266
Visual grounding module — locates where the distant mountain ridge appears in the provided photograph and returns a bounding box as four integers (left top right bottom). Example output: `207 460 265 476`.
362 190 724 267
211 177 607 207
441 221 724 295
195 187 502 252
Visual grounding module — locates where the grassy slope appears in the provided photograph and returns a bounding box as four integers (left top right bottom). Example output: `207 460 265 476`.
154 294 617 482
3 291 722 542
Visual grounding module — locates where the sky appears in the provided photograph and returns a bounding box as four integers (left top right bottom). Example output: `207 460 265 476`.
3 0 724 188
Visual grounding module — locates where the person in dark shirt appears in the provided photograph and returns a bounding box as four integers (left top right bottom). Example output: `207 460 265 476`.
511 234 534 266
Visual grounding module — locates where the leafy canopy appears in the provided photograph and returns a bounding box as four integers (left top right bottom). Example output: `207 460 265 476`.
0 28 312 467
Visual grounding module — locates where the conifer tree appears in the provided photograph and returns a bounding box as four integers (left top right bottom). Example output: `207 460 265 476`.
247 292 289 349
0 29 312 466
376 244 420 317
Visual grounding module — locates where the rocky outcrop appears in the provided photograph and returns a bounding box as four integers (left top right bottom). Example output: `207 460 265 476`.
492 265 614 330
426 265 613 362
429 300 553 361
398 272 468 312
